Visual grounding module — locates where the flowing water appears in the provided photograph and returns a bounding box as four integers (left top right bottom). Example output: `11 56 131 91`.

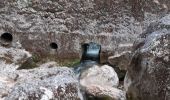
73 42 102 100
74 42 101 75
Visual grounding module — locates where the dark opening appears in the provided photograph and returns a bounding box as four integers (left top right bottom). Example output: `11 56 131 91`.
81 42 101 63
1 33 13 42
50 42 58 49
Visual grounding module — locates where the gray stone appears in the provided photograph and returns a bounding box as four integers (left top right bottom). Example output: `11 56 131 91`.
85 85 126 100
0 0 143 60
80 65 123 100
80 65 119 88
5 66 82 100
124 14 170 100
0 60 83 100
108 51 132 70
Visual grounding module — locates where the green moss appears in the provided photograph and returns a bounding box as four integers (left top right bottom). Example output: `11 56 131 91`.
18 53 81 69
17 54 42 69
32 54 41 63
57 59 80 67
17 58 38 69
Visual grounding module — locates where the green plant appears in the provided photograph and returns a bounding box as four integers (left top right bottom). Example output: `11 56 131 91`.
32 54 41 63
57 59 80 67
18 58 38 69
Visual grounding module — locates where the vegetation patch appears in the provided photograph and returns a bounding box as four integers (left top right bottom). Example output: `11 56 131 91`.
57 59 80 67
18 58 38 69
18 53 80 69
17 54 42 69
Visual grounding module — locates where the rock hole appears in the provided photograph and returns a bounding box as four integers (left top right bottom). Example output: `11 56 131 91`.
50 42 58 49
1 32 13 42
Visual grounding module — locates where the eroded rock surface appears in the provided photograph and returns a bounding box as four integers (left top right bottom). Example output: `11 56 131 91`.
108 51 132 70
85 85 126 100
0 0 156 60
0 62 82 100
124 14 170 100
79 65 125 100
0 47 82 100
80 65 119 87
5 66 82 100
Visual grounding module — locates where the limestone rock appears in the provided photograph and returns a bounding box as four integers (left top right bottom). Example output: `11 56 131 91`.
108 51 132 70
0 61 83 100
108 51 132 81
100 50 113 64
0 47 31 65
86 85 126 100
80 64 122 99
6 67 82 100
80 65 119 88
0 0 143 60
124 14 170 100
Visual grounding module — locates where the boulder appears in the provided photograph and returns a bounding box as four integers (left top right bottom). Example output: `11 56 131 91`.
5 66 83 100
0 47 32 97
0 75 17 99
0 61 83 100
0 47 31 65
0 47 31 99
79 65 125 100
108 51 132 70
108 51 132 81
100 50 113 64
80 65 119 87
124 14 170 100
85 85 126 100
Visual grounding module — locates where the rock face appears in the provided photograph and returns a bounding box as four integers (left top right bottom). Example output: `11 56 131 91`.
0 63 82 100
0 0 169 61
0 47 31 65
0 0 144 60
0 47 82 100
80 65 126 100
0 47 31 99
108 51 131 81
85 85 126 100
0 0 170 99
5 66 82 100
124 14 170 100
80 65 119 87
108 51 132 70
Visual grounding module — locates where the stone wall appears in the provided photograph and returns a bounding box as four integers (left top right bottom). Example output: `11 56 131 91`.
0 0 169 60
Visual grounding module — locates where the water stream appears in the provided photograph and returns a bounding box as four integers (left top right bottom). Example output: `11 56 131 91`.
73 42 101 100
74 42 101 75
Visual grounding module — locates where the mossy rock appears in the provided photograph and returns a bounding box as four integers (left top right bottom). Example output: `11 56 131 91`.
17 58 38 69
57 59 80 67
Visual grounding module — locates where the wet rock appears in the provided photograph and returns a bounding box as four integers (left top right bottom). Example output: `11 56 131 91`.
124 14 170 100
